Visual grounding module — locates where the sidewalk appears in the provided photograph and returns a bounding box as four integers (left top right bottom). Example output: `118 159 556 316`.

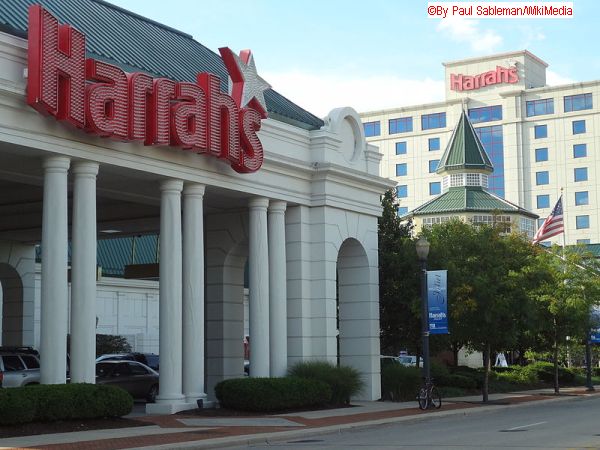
3 386 598 450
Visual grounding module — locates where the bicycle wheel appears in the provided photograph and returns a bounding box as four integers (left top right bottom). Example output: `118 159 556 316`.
417 388 428 410
430 387 442 409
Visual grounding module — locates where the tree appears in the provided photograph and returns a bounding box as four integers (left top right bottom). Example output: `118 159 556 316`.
378 190 420 356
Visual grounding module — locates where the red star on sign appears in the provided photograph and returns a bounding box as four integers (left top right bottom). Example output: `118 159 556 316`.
219 47 270 119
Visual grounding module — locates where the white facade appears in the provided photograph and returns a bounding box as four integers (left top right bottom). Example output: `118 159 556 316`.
361 50 600 245
0 25 391 414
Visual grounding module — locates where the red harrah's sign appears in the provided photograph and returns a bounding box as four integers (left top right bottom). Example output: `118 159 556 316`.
450 66 518 92
27 4 268 173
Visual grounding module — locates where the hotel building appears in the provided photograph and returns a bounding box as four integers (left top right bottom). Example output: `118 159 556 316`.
360 50 599 245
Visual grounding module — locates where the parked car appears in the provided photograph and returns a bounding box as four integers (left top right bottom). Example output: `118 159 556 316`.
0 352 41 387
96 353 159 371
96 360 159 402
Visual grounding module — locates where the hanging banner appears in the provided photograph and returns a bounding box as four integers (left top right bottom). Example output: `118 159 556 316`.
427 270 449 334
590 308 600 344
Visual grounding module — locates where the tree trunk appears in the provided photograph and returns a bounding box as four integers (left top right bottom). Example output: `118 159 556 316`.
482 343 490 403
553 318 560 395
452 342 459 367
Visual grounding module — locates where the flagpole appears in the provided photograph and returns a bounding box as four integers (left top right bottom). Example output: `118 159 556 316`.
560 187 566 258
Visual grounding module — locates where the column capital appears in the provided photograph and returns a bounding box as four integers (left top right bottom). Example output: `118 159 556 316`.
43 155 70 172
72 161 100 177
183 183 206 197
268 200 287 214
160 179 184 193
248 197 269 210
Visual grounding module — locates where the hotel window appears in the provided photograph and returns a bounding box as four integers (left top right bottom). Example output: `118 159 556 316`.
429 137 440 151
474 125 504 197
389 117 413 134
537 194 550 209
535 148 548 162
421 112 446 130
429 182 441 195
396 163 407 176
397 206 408 216
429 160 439 173
537 218 545 229
574 167 588 182
450 173 463 187
395 141 407 155
572 120 586 135
564 93 593 112
423 216 451 228
577 239 591 244
573 143 587 158
575 191 589 205
576 215 590 229
534 125 547 139
396 184 408 198
536 171 549 185
466 173 480 186
526 98 554 117
363 121 380 137
468 105 502 124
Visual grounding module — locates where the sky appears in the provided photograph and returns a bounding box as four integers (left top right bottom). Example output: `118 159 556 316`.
107 0 598 118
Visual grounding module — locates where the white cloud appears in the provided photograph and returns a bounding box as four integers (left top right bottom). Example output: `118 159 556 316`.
546 70 574 86
436 18 503 53
263 70 445 118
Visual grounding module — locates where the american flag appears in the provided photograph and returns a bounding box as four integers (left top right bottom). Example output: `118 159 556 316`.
533 195 564 244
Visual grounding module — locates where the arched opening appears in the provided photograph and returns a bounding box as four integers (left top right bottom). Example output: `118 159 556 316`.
0 263 24 346
336 238 377 399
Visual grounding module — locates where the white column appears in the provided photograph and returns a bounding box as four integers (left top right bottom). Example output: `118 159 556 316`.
182 183 206 403
70 161 99 384
248 197 270 377
156 179 184 405
40 156 70 384
268 201 287 377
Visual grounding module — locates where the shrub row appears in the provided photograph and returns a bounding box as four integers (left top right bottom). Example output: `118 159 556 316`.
381 364 420 401
215 377 331 412
0 383 133 425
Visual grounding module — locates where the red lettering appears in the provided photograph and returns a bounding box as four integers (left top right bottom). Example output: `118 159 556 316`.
483 70 496 86
450 73 463 91
508 67 518 83
450 65 519 92
128 72 153 141
170 82 207 151
27 4 86 128
149 78 176 146
237 108 263 173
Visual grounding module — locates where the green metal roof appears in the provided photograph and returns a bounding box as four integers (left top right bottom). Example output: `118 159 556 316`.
436 111 493 174
409 187 538 219
0 0 324 131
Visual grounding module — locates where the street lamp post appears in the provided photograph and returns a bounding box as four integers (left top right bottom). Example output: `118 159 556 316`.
416 236 431 386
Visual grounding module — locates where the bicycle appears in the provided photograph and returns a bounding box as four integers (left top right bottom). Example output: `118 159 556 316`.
417 378 442 410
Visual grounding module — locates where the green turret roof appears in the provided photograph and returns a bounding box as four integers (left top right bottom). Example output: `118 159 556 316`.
407 187 537 219
436 111 493 174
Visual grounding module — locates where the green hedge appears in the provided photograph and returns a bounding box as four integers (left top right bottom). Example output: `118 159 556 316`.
288 361 364 405
381 364 420 401
0 383 133 425
215 377 331 412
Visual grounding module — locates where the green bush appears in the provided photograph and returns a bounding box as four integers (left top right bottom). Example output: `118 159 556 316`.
380 364 420 401
436 373 478 390
0 384 133 425
594 367 600 377
289 361 364 405
215 377 330 412
526 362 576 383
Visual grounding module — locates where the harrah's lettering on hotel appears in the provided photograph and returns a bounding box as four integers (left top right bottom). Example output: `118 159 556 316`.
27 5 266 173
450 66 518 92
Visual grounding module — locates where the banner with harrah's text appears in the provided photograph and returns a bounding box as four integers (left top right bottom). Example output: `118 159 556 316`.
427 270 449 334
590 308 600 344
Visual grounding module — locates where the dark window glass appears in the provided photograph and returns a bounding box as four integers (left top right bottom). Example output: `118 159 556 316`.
564 93 593 112
129 362 149 375
363 121 380 137
537 195 550 209
577 239 591 244
421 112 446 130
535 148 548 162
573 144 587 158
20 355 39 369
474 125 504 197
526 98 554 117
396 163 407 176
395 141 407 155
429 182 441 195
2 355 25 371
534 125 548 139
389 117 413 134
574 167 588 182
429 137 440 151
572 120 586 135
468 105 502 124
576 215 590 229
575 191 589 205
429 160 439 173
537 218 545 228
396 185 408 198
397 206 408 216
536 171 549 185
